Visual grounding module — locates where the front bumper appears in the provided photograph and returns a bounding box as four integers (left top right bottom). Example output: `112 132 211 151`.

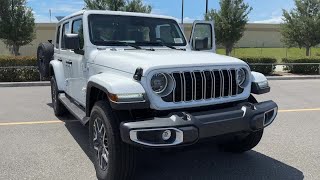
120 100 278 147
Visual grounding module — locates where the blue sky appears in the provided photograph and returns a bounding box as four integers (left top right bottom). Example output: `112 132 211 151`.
27 0 295 23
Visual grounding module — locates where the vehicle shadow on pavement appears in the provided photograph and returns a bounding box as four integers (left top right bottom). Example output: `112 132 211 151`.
64 122 304 180
135 146 304 180
64 121 94 161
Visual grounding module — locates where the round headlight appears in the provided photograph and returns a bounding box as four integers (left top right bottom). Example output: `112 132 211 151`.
151 73 168 93
237 68 247 87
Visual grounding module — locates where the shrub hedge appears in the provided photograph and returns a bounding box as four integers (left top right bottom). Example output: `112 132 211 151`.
0 55 279 82
0 56 37 66
282 57 320 74
238 56 277 75
0 56 39 82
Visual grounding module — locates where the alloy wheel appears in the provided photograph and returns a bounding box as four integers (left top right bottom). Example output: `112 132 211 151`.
92 117 109 171
51 81 57 110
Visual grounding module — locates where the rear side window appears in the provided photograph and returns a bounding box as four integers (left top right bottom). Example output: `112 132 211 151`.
72 19 84 49
56 26 61 48
61 22 70 49
72 19 82 34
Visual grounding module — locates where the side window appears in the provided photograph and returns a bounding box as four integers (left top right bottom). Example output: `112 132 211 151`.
61 22 70 49
72 19 84 49
56 26 61 48
72 19 82 34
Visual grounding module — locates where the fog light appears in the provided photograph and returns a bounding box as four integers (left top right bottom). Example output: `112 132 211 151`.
162 130 172 141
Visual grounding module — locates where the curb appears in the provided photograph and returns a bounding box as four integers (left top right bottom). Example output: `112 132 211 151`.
0 81 50 87
267 76 320 80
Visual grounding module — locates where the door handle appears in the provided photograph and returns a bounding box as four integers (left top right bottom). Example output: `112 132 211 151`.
66 61 72 65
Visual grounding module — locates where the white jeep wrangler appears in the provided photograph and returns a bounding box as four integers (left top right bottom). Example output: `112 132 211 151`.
37 10 278 180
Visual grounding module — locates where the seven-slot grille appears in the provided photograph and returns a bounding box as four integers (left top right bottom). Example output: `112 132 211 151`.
162 69 243 103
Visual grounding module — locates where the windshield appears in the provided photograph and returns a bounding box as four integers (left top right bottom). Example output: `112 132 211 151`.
88 14 187 47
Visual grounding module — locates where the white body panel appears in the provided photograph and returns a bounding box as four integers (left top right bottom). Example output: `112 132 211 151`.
51 10 269 111
50 60 66 91
88 73 146 95
251 71 268 83
91 50 248 75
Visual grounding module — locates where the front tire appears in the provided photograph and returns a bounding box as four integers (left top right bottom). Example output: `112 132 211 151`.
89 101 136 180
219 94 263 153
51 77 67 116
219 130 264 153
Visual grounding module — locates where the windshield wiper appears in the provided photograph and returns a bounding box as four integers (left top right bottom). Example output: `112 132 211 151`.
153 41 177 50
101 41 142 50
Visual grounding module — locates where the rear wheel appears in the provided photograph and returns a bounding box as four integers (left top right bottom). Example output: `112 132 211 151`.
89 101 136 180
51 77 67 116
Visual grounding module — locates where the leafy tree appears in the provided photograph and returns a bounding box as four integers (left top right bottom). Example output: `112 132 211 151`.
0 0 35 56
124 0 152 13
84 0 125 11
205 0 252 56
85 0 152 13
281 0 320 56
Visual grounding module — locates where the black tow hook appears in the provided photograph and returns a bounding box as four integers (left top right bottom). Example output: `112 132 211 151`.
133 67 143 81
175 112 192 121
239 102 256 110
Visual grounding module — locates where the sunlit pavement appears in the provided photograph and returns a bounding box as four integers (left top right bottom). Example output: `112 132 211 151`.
0 80 319 179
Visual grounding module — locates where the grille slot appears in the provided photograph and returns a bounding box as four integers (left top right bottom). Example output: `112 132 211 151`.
164 69 241 103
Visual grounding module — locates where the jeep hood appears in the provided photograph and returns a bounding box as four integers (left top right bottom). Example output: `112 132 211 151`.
92 50 248 75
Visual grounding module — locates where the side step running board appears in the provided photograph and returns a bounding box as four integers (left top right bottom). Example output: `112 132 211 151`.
58 93 89 125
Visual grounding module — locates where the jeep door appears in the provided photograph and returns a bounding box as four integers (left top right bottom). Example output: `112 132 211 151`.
56 21 72 94
68 17 87 105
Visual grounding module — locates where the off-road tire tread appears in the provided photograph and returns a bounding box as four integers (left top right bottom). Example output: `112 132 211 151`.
219 94 263 153
51 77 67 116
91 101 136 180
37 42 54 78
221 130 264 153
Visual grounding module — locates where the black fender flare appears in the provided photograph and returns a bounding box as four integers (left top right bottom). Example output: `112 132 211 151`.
86 82 150 117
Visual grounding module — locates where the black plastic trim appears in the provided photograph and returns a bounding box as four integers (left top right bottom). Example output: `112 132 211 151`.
120 100 278 148
133 67 143 81
251 82 271 94
86 81 150 116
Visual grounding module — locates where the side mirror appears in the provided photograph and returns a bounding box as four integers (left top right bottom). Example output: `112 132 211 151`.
190 21 216 52
194 37 209 51
64 34 80 50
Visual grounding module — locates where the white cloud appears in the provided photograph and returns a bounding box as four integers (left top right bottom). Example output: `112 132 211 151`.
177 16 203 24
35 15 56 23
51 5 83 14
251 8 285 24
252 16 283 24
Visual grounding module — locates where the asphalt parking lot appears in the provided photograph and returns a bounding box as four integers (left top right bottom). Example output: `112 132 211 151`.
0 80 319 180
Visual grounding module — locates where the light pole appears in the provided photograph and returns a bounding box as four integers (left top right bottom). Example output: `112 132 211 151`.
181 0 184 24
205 0 209 15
